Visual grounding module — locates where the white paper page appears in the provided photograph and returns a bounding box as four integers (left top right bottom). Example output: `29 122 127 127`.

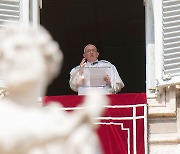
81 67 111 87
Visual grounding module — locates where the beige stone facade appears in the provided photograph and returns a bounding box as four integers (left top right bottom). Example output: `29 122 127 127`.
148 86 180 153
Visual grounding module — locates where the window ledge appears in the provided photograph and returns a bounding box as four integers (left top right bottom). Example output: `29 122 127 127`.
147 86 177 117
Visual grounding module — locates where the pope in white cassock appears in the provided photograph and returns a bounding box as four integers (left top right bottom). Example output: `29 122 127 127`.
69 44 124 95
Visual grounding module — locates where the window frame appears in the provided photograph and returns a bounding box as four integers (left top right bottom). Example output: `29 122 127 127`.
146 0 180 93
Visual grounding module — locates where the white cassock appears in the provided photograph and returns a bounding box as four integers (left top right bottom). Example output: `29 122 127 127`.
69 60 124 95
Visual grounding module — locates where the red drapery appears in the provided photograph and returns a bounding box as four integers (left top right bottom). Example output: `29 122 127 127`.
44 93 147 154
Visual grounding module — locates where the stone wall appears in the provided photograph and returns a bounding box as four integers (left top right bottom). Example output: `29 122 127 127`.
148 86 180 153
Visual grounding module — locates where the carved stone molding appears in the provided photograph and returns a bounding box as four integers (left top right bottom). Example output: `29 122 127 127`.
148 86 176 117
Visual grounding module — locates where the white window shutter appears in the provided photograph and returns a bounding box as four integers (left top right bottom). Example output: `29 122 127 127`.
156 0 180 87
0 0 41 30
0 0 20 30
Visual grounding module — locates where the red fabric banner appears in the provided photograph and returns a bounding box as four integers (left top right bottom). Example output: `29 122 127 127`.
44 93 147 154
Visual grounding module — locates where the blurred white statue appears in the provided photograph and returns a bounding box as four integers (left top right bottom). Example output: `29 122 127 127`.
0 24 108 154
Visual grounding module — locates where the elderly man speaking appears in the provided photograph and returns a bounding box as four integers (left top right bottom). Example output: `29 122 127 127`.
69 44 124 95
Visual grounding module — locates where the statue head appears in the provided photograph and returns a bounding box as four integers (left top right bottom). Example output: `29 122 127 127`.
0 24 63 94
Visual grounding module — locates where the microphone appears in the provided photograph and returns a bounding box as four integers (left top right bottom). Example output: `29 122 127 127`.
91 61 98 66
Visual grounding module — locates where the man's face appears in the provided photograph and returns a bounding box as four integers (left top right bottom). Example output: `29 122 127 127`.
83 45 99 63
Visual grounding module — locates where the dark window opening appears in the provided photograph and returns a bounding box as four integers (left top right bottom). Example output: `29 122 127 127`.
40 0 145 96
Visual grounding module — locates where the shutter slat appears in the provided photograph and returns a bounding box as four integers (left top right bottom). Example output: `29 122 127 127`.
164 51 180 59
0 19 19 24
0 0 19 5
0 4 19 10
164 40 180 45
163 19 180 24
164 62 180 67
163 15 180 23
0 14 19 18
164 41 180 49
164 20 180 27
163 47 180 56
164 25 180 33
163 0 180 5
164 68 180 76
164 31 180 38
164 57 180 64
164 36 180 44
164 10 180 17
0 9 19 14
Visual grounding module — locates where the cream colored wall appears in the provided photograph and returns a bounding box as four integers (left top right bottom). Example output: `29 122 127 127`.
148 86 180 154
